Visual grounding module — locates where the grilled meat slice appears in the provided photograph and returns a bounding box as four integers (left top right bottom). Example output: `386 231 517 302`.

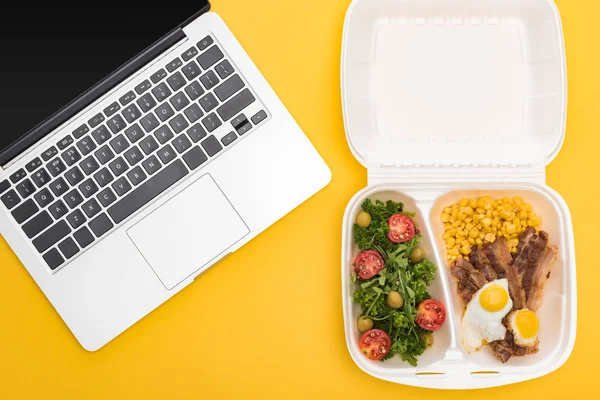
513 227 536 275
515 228 550 298
489 338 514 363
470 246 497 282
527 245 558 312
451 258 489 304
483 237 527 309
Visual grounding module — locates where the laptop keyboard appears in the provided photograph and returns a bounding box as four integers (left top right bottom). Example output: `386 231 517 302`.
0 35 268 271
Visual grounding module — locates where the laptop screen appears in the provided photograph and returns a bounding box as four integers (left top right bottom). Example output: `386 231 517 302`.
0 4 209 162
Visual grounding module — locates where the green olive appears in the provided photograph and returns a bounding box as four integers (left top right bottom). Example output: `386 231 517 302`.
357 316 374 332
386 291 404 309
410 247 425 264
423 333 434 348
355 211 372 228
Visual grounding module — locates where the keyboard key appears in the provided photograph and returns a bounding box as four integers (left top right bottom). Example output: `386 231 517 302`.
231 114 248 129
182 47 198 62
73 124 90 139
184 103 203 123
76 135 97 156
89 213 114 238
67 209 86 229
109 134 130 154
43 248 64 270
10 169 26 183
91 126 111 145
80 156 100 176
141 114 160 133
137 93 157 113
32 168 51 188
157 144 177 164
215 60 234 79
140 136 159 155
152 82 172 103
58 136 74 150
88 113 105 128
200 71 220 90
187 124 207 143
221 131 237 146
65 166 85 186
1 189 20 210
123 104 142 123
125 123 145 143
109 157 129 177
182 61 201 80
199 93 218 112
150 68 167 84
185 81 204 100
108 159 188 224
49 177 69 197
124 146 144 166
74 226 95 248
197 46 224 69
17 179 35 198
197 35 214 51
79 179 99 198
154 125 174 144
182 146 208 170
119 91 136 106
33 220 71 253
34 188 53 207
25 157 43 173
41 146 58 161
169 91 190 111
47 158 66 177
61 146 81 166
201 135 223 157
169 114 189 134
142 155 162 175
97 187 117 207
217 89 256 121
155 103 175 122
93 167 114 187
214 75 244 102
0 180 9 195
11 199 38 224
22 211 52 238
172 135 192 154
127 166 147 186
135 79 152 95
95 145 115 165
64 189 84 209
112 177 132 196
103 102 120 117
166 57 183 73
236 121 252 136
58 237 79 259
106 115 126 134
82 198 101 218
167 72 186 92
201 113 222 132
251 110 268 125
48 200 68 219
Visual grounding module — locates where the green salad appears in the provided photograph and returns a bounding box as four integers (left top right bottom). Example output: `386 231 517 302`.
351 199 445 366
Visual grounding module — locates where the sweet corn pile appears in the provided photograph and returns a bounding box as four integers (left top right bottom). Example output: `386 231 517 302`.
441 196 542 262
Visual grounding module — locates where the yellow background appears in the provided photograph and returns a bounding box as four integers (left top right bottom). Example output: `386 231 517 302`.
1 0 598 398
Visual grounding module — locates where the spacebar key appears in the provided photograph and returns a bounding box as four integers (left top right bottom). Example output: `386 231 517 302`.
108 160 189 224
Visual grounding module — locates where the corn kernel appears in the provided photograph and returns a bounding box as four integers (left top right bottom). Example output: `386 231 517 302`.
468 238 476 245
461 239 470 246
446 237 456 248
514 196 524 205
469 228 480 238
449 216 456 224
519 210 528 219
460 245 471 255
501 226 506 235
525 203 532 212
462 206 474 216
481 217 492 227
465 217 473 224
475 238 483 245
506 224 516 234
483 226 492 233
486 210 492 218
492 226 497 233
449 229 456 236
452 220 462 228
466 223 474 231
477 224 483 230
491 217 499 227
459 199 469 207
513 218 521 227
457 213 466 221
470 199 478 209
452 209 458 219
507 238 519 248
452 204 459 210
476 208 485 214
444 223 452 230
444 207 452 214
451 256 458 262
441 213 450 222
492 210 499 217
485 233 496 242
479 232 485 240
473 214 481 223
443 231 451 240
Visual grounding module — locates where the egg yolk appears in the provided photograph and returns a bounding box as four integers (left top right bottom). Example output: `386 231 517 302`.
514 309 540 339
479 284 509 312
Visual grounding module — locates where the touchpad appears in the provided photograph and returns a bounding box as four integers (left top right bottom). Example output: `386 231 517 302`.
127 174 249 290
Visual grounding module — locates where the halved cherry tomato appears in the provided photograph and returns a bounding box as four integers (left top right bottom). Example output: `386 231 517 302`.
387 214 416 243
416 299 446 331
359 329 392 360
354 250 385 280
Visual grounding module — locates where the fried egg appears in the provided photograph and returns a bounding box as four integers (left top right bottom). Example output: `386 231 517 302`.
461 279 513 353
507 308 540 347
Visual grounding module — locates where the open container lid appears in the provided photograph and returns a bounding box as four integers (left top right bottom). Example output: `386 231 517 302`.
341 0 567 170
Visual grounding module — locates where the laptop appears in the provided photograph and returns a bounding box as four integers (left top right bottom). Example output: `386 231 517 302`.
0 3 331 350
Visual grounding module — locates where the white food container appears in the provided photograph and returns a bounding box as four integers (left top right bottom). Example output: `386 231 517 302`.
340 0 576 389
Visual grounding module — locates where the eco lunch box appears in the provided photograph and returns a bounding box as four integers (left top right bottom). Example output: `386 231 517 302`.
340 0 576 390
